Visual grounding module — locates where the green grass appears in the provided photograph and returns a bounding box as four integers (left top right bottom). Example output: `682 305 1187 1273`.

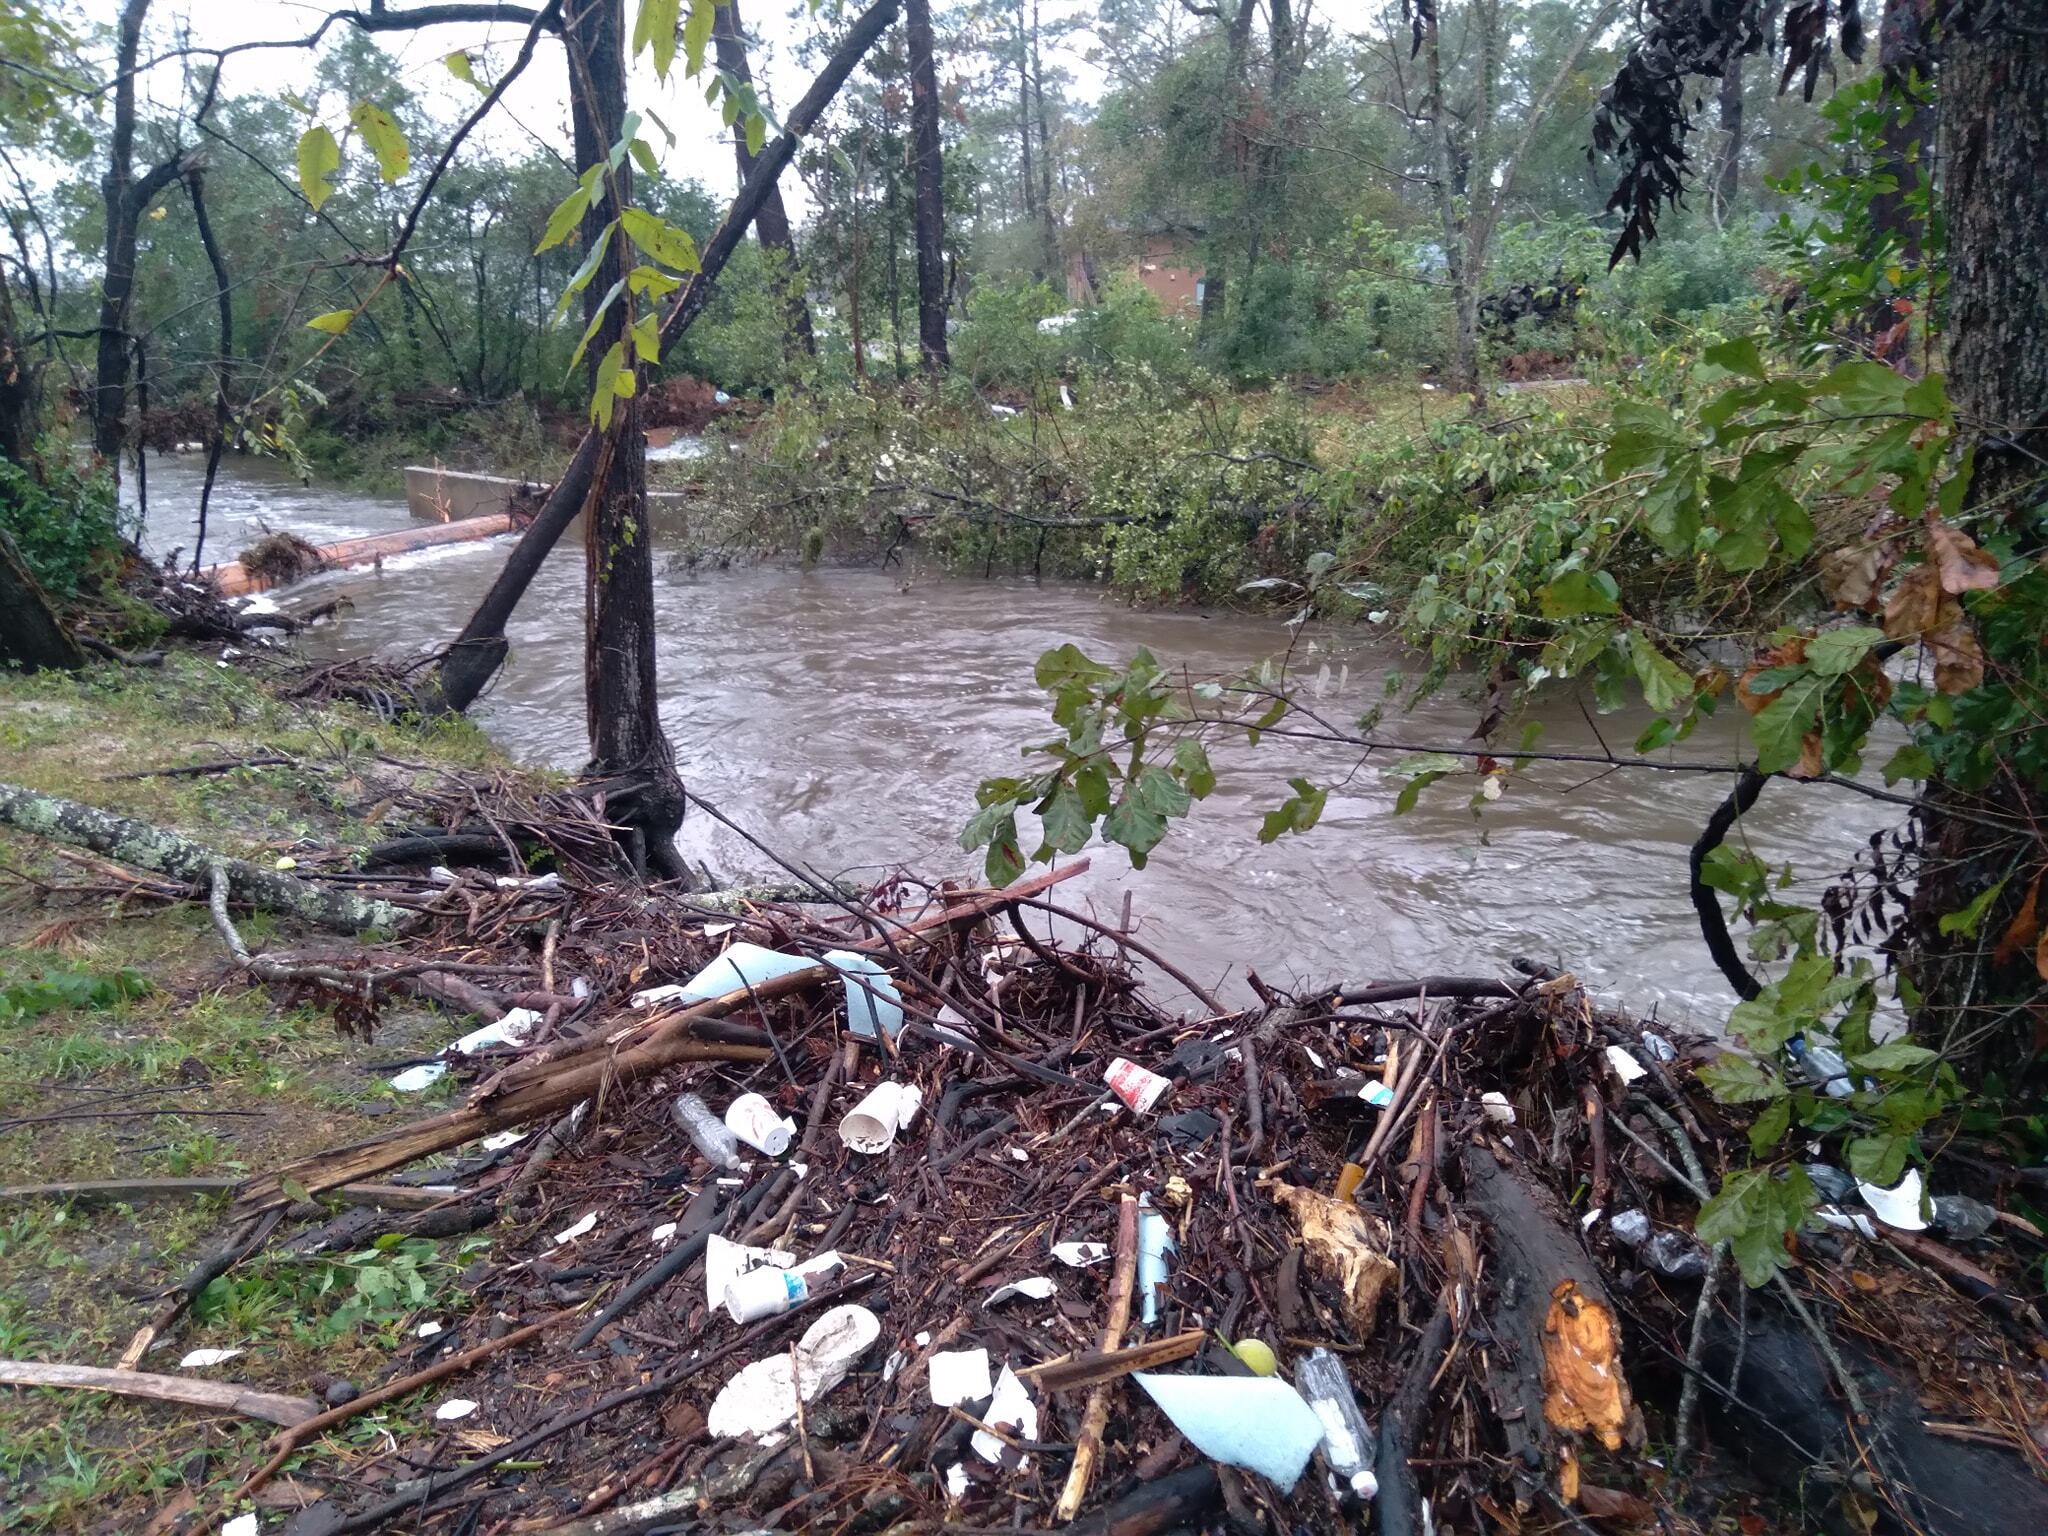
0 655 528 1531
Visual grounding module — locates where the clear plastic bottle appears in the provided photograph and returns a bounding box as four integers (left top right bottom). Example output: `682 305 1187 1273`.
672 1092 741 1168
1295 1347 1378 1498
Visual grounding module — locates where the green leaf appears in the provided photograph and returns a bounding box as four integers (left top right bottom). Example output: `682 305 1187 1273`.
1538 569 1621 618
1804 625 1886 677
1634 717 1678 755
1244 694 1287 745
445 51 481 89
1751 673 1826 774
536 178 595 253
1102 793 1168 866
683 0 715 75
1846 1134 1912 1188
630 313 660 365
1131 764 1192 821
628 137 660 177
305 309 355 334
1036 781 1092 854
1880 743 1934 786
553 224 617 328
1937 879 2006 939
1173 739 1216 799
1627 631 1694 714
983 814 1026 886
961 798 1020 853
634 0 682 77
1258 777 1327 842
627 264 682 299
591 340 627 428
349 101 410 182
1697 1166 1815 1287
619 207 701 273
565 278 624 372
1698 1052 1787 1105
295 125 340 211
1700 335 1767 381
280 1176 312 1205
746 110 766 157
1850 1038 1939 1073
1748 1096 1793 1157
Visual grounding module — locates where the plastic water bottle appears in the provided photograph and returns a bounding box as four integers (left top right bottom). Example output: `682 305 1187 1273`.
1296 1347 1378 1498
672 1092 741 1169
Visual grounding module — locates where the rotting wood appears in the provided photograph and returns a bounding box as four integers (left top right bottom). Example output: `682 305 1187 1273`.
0 782 402 933
0 1360 318 1428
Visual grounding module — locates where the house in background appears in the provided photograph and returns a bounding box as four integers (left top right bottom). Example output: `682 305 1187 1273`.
1067 227 1207 316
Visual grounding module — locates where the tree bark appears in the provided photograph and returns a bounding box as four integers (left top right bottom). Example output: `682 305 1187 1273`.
905 0 949 371
1906 11 2048 1055
565 0 687 880
1713 51 1745 224
712 0 816 361
0 265 37 466
0 781 402 931
1013 0 1041 278
1031 0 1059 280
427 0 903 716
1420 1 1481 400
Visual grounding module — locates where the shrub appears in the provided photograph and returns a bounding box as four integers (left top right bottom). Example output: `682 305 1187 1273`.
0 446 122 596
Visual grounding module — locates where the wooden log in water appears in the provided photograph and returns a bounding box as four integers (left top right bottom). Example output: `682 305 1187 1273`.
205 513 517 597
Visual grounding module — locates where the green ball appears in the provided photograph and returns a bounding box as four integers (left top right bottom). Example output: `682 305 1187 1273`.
1231 1338 1278 1377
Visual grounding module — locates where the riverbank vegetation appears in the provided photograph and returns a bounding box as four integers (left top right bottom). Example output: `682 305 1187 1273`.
2 1 2046 1532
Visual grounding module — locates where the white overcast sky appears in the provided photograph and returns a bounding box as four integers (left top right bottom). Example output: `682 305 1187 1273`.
79 0 1115 220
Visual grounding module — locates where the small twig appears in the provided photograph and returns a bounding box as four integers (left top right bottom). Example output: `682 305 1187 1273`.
1672 1242 1726 1476
1054 1193 1140 1521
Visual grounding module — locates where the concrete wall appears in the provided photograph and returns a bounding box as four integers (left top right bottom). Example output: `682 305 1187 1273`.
403 465 690 533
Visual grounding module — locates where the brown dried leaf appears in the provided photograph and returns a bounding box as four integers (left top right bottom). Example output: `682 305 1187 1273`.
1796 730 1826 780
1882 562 1943 638
1927 617 1985 694
1578 1481 1656 1523
1267 1182 1398 1339
1541 1279 1635 1452
1926 519 2001 594
1819 542 1886 609
1994 874 2043 971
1737 639 1810 714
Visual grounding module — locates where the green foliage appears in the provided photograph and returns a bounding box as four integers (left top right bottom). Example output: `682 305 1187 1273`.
0 449 122 597
0 966 150 1023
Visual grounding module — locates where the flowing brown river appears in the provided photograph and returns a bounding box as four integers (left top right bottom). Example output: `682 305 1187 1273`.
133 454 1899 1022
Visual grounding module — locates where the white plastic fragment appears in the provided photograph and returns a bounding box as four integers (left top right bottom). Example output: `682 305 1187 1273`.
479 1130 526 1152
435 1399 479 1421
551 1212 598 1246
1858 1167 1929 1231
222 1516 258 1536
494 871 562 891
415 1321 444 1339
825 948 905 1041
1137 1196 1174 1328
1817 1206 1880 1239
705 1232 796 1310
1133 1373 1325 1489
946 1462 971 1498
1609 1209 1652 1247
971 1365 1039 1464
705 1304 881 1440
840 1082 923 1154
1357 1081 1395 1109
1051 1241 1110 1268
1603 1045 1648 1084
701 921 736 937
1478 1091 1517 1126
984 1277 1057 1306
649 1222 678 1246
928 1347 994 1407
1008 1147 1031 1162
390 1009 543 1092
179 1347 242 1369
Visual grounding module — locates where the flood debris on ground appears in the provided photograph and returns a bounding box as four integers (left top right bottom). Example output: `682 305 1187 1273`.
0 755 2044 1536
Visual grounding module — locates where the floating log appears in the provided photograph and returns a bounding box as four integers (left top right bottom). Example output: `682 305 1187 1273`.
205 512 517 597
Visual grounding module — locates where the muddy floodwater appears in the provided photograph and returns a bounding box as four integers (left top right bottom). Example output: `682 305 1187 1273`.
132 454 1899 1022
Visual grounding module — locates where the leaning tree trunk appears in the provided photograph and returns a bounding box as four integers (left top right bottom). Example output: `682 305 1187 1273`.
426 0 903 718
905 0 949 372
1906 14 2048 1060
565 0 687 881
712 0 816 362
0 531 83 673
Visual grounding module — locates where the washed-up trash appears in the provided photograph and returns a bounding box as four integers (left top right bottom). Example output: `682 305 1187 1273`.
1133 1373 1325 1489
179 1347 242 1369
1644 1230 1709 1278
435 1399 478 1421
1609 1209 1652 1248
551 1212 598 1246
1051 1241 1110 1268
840 1081 923 1154
1357 1080 1395 1109
930 1003 977 1048
725 1265 809 1323
673 1092 742 1168
222 1515 258 1536
479 1130 526 1152
1804 1163 1857 1204
1639 1030 1677 1062
1297 1347 1378 1497
972 1364 1039 1464
1159 1108 1221 1147
1268 1183 1397 1337
1933 1193 1998 1240
705 1232 795 1311
725 1092 796 1157
1231 1338 1278 1376
415 1321 443 1338
493 871 562 891
1603 1045 1648 1084
389 1008 542 1091
706 1304 880 1440
649 1221 678 1246
1163 1173 1193 1209
1104 1057 1171 1113
1478 1091 1516 1125
1816 1206 1879 1238
928 1347 994 1407
824 948 904 1041
1137 1195 1175 1327
1792 1037 1857 1098
985 1276 1057 1305
1859 1167 1929 1230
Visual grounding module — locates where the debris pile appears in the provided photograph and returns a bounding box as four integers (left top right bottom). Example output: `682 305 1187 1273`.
4 779 2046 1535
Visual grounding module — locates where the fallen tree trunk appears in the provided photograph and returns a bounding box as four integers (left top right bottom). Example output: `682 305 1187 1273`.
0 782 402 932
205 513 516 598
0 1360 317 1428
425 0 903 716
